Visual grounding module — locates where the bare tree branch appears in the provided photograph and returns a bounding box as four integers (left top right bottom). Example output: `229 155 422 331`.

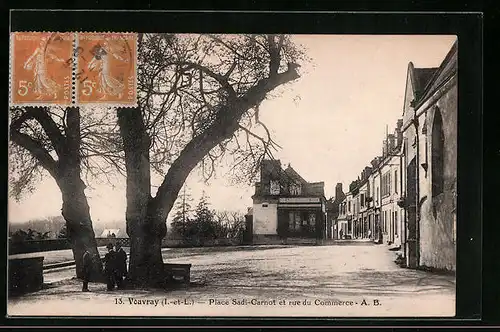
10 130 58 178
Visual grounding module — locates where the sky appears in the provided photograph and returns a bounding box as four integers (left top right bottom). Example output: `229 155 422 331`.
8 34 457 225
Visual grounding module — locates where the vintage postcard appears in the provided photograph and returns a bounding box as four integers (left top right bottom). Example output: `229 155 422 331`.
8 33 457 317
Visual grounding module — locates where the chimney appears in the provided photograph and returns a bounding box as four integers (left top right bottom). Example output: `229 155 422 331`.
388 134 396 151
334 183 345 203
396 119 404 148
335 183 343 195
397 119 403 130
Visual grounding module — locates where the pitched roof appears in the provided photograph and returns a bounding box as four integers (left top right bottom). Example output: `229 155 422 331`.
416 40 458 107
284 165 308 184
305 182 325 196
412 67 438 98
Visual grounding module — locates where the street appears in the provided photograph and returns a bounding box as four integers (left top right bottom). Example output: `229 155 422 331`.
8 243 455 317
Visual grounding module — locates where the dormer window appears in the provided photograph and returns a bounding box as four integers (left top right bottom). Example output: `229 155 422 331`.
289 183 302 195
270 180 280 195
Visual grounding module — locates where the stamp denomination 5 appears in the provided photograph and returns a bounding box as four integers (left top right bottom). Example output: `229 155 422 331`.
10 32 73 106
76 33 137 106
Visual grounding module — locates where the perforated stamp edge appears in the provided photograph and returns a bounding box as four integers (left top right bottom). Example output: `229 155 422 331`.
9 31 139 108
9 32 75 108
74 32 138 108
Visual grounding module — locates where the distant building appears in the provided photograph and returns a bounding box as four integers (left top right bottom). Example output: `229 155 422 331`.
325 183 345 239
100 229 121 238
337 120 405 245
336 191 352 239
251 160 327 244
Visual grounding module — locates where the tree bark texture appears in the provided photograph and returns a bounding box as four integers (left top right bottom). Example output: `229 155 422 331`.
118 107 167 287
117 62 300 288
10 107 102 281
57 108 103 281
57 173 103 281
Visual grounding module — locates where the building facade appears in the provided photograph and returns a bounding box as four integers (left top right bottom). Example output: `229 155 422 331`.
337 120 405 245
326 183 346 239
401 40 457 271
251 160 327 244
335 40 457 272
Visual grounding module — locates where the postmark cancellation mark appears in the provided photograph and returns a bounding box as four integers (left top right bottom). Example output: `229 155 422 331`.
10 32 137 107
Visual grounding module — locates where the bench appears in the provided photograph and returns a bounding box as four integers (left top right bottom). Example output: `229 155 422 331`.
163 263 191 284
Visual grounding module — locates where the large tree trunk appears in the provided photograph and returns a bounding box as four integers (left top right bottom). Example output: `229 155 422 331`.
117 62 300 288
118 107 167 288
58 108 103 281
11 107 104 281
127 202 167 288
58 173 103 281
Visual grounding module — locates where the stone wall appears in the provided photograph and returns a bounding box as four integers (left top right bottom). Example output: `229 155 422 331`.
252 201 278 235
9 239 71 255
9 256 44 296
418 83 457 271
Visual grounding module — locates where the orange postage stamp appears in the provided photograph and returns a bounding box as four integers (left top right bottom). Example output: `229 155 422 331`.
10 32 73 106
76 33 137 106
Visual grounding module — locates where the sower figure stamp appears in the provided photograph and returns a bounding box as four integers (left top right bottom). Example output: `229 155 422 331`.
10 32 73 106
76 33 137 106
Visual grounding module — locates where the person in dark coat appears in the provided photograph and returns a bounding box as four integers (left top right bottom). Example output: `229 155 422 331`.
81 250 92 292
115 243 127 289
103 243 117 291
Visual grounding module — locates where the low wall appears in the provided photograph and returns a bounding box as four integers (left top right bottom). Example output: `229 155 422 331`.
9 236 244 254
9 256 44 295
9 239 71 255
96 237 243 248
161 237 243 248
96 237 130 247
252 235 319 246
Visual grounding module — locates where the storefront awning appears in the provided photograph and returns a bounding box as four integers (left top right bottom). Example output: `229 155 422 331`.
278 203 322 209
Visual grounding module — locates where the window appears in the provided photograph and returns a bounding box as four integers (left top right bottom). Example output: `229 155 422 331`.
288 211 301 231
432 108 445 197
394 170 398 193
348 201 351 213
360 193 365 207
270 180 280 195
394 211 398 235
384 211 387 233
308 213 316 226
391 211 394 235
381 172 392 197
289 183 302 195
381 211 384 232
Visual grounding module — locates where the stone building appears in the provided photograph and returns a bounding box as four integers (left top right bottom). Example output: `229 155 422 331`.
251 160 327 244
336 192 352 239
325 183 346 239
337 119 404 245
333 40 456 272
400 39 457 271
